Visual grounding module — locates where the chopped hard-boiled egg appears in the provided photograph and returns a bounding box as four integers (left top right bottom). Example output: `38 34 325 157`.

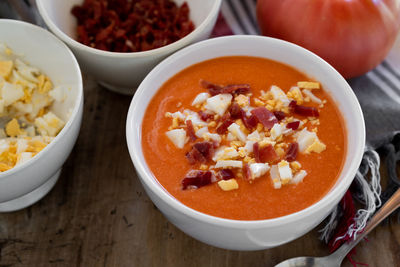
5 118 23 137
166 129 187 148
278 160 292 183
215 160 243 169
218 179 239 191
287 86 303 104
297 81 320 90
291 170 307 184
0 45 67 172
34 112 65 137
164 78 329 192
270 123 283 140
249 163 269 180
296 128 326 153
204 93 232 116
270 85 290 106
192 92 210 106
0 60 13 78
2 82 24 106
227 123 247 142
303 89 322 104
270 165 282 189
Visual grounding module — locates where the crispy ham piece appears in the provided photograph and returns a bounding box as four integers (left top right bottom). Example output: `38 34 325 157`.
182 170 214 190
251 107 278 129
273 111 286 121
200 80 251 96
285 142 299 162
186 141 214 164
253 143 279 163
218 169 235 180
286 121 300 130
185 120 197 142
290 100 319 117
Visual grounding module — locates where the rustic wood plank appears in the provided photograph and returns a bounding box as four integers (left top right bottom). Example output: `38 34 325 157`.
0 77 398 267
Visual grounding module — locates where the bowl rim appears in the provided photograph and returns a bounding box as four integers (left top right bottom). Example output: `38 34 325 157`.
126 35 365 228
0 19 83 179
36 0 223 58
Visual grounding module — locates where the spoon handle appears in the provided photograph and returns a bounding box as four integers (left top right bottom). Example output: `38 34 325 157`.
333 188 400 263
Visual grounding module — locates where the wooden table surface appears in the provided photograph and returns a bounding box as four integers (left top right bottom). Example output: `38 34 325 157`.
0 77 399 267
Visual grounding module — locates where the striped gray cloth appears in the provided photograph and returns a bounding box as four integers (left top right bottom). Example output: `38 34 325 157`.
221 0 400 242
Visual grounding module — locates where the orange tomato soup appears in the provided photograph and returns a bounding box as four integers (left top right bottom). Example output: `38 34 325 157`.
142 56 346 220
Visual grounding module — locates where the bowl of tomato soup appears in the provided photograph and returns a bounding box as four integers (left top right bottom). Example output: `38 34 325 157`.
126 36 365 250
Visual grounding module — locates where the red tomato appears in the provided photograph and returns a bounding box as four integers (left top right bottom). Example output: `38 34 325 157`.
256 0 400 78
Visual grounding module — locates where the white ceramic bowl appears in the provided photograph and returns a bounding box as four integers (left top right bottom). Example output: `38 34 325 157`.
0 20 83 212
36 0 222 95
126 35 365 250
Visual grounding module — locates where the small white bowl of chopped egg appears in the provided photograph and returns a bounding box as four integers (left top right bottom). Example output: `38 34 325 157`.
36 0 222 95
0 19 83 212
126 35 365 250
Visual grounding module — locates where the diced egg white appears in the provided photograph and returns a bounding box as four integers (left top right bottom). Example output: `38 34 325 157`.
30 91 52 118
15 59 39 83
227 123 247 142
167 111 185 120
249 163 270 179
270 123 283 140
270 165 282 189
215 160 243 169
290 170 307 184
195 127 209 138
204 93 232 116
303 89 322 104
13 101 33 114
16 139 28 154
34 112 65 137
213 146 239 161
0 139 9 154
1 82 24 106
165 129 187 149
49 86 67 102
212 146 226 161
296 128 318 152
204 133 221 144
270 85 290 106
244 140 256 153
278 160 293 181
25 125 35 137
15 152 33 166
226 132 236 141
247 130 261 141
192 92 210 106
184 110 207 127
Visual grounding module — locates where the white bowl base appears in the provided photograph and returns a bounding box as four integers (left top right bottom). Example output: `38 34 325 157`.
98 81 137 95
0 169 61 212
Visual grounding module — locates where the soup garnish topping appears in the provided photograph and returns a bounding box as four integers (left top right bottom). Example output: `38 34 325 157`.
165 80 327 191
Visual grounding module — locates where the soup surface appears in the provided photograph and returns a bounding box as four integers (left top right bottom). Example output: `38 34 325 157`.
142 56 346 220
